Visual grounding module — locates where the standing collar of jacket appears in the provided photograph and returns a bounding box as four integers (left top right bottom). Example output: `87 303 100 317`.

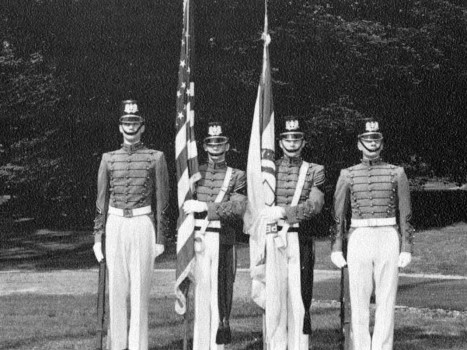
280 155 303 166
361 157 382 166
121 141 145 153
207 160 227 169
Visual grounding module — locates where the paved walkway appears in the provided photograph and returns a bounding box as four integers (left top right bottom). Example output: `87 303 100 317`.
1 268 465 297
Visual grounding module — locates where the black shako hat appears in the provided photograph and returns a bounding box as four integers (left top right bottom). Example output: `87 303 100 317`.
203 122 229 145
119 100 145 124
279 116 305 140
358 118 383 141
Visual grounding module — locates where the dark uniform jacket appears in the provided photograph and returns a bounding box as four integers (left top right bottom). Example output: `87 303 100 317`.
332 158 414 253
275 155 325 241
93 142 169 245
275 155 325 334
194 160 247 245
194 160 247 343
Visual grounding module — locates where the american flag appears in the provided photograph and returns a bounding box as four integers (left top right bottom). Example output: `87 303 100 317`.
175 0 200 315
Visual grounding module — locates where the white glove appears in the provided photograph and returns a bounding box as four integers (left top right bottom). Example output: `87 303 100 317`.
260 206 285 222
155 244 164 258
261 33 271 46
93 242 104 263
398 252 412 268
183 200 208 214
331 251 347 268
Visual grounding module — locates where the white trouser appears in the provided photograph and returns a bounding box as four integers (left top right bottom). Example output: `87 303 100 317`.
347 226 399 350
268 232 309 350
193 231 223 350
106 214 156 350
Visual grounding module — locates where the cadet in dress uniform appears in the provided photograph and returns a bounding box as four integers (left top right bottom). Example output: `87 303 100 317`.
92 100 169 350
183 122 247 350
331 119 414 350
260 117 325 350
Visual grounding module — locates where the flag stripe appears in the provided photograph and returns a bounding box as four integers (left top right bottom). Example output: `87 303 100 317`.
175 0 198 315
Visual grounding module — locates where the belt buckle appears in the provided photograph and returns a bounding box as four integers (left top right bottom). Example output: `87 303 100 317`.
123 208 133 218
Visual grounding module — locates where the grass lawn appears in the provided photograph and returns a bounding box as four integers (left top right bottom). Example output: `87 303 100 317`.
1 222 466 348
1 222 467 276
1 292 466 350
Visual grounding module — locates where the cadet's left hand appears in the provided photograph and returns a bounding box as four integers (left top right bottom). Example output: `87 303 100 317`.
260 206 285 221
155 244 164 258
398 252 412 268
183 200 208 214
92 242 104 263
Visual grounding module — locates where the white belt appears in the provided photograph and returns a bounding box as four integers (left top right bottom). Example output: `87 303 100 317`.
351 217 396 227
108 205 151 218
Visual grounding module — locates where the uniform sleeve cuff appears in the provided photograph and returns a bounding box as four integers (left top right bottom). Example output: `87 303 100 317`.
331 240 343 252
401 243 413 254
284 206 299 224
207 203 220 220
94 232 103 243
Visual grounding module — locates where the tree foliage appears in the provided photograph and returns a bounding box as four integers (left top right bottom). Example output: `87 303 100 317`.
0 0 466 227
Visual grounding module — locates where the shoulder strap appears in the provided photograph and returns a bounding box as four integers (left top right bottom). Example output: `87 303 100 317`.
276 161 310 247
197 167 233 235
214 167 233 203
291 161 310 206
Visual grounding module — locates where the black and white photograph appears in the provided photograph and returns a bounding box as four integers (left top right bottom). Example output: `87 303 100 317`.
1 0 466 349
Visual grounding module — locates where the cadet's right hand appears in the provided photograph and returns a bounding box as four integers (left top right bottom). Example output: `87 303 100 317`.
331 251 347 268
93 242 104 263
260 206 285 222
183 200 208 214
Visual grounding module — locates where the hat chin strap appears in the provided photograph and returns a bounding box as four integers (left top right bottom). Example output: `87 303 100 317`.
358 139 382 153
281 139 304 154
122 124 144 136
208 150 226 158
